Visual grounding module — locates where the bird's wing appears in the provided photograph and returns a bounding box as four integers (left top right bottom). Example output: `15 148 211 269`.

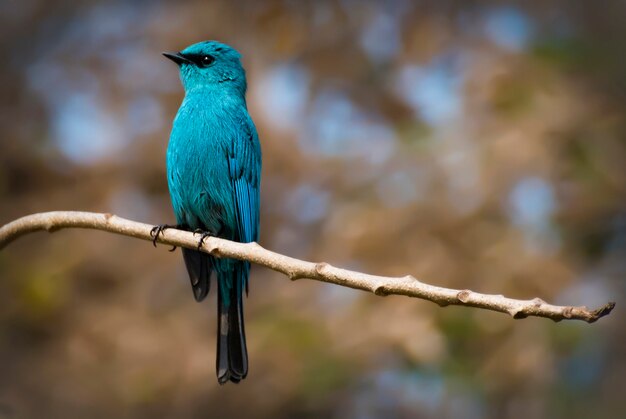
228 116 261 245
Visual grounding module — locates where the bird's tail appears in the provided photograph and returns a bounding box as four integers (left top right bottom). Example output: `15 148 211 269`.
182 248 212 301
216 262 249 384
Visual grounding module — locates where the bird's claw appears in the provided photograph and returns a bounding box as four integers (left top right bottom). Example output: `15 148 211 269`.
150 224 179 249
150 225 164 247
196 230 215 251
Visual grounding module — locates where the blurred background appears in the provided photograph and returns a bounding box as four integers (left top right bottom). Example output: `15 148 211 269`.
0 0 625 418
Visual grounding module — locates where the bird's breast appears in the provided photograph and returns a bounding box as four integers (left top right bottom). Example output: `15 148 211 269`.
166 100 240 230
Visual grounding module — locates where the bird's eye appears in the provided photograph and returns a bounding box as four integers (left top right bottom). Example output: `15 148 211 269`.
200 55 215 66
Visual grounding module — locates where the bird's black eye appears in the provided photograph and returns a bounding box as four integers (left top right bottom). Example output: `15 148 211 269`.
200 55 215 67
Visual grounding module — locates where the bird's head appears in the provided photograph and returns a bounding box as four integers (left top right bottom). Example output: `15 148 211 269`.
163 41 246 94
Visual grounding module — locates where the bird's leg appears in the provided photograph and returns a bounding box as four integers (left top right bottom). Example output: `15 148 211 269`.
150 224 182 251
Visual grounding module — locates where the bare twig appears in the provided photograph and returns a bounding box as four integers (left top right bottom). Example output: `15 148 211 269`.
0 211 615 323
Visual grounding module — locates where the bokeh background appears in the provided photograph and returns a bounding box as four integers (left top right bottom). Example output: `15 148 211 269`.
1 0 625 418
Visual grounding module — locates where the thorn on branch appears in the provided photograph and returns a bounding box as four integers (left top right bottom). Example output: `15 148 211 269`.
209 245 221 257
44 223 58 232
248 242 263 251
562 307 573 319
314 262 328 276
457 289 471 303
589 301 616 323
532 298 546 307
512 310 528 320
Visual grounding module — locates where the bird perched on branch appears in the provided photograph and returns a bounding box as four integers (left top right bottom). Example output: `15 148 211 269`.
157 41 261 384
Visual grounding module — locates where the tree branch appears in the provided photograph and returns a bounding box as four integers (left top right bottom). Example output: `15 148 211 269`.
0 211 615 323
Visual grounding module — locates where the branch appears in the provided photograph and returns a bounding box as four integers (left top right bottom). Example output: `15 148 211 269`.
0 211 615 323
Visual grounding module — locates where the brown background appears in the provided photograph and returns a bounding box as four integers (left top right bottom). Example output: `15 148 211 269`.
1 1 624 418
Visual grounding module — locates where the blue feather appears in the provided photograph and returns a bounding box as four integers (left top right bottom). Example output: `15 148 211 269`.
164 41 261 384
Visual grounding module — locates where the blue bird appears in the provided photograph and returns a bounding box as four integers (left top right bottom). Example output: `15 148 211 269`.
158 41 261 384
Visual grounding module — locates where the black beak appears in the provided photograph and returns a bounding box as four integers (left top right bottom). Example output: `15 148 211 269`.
162 51 191 66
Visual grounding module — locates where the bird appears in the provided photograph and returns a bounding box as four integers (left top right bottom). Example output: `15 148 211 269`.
156 41 261 384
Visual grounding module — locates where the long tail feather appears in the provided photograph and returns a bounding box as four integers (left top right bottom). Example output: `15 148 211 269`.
216 263 248 384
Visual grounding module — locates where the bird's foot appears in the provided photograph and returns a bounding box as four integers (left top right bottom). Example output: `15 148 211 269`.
150 224 180 251
195 229 215 251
